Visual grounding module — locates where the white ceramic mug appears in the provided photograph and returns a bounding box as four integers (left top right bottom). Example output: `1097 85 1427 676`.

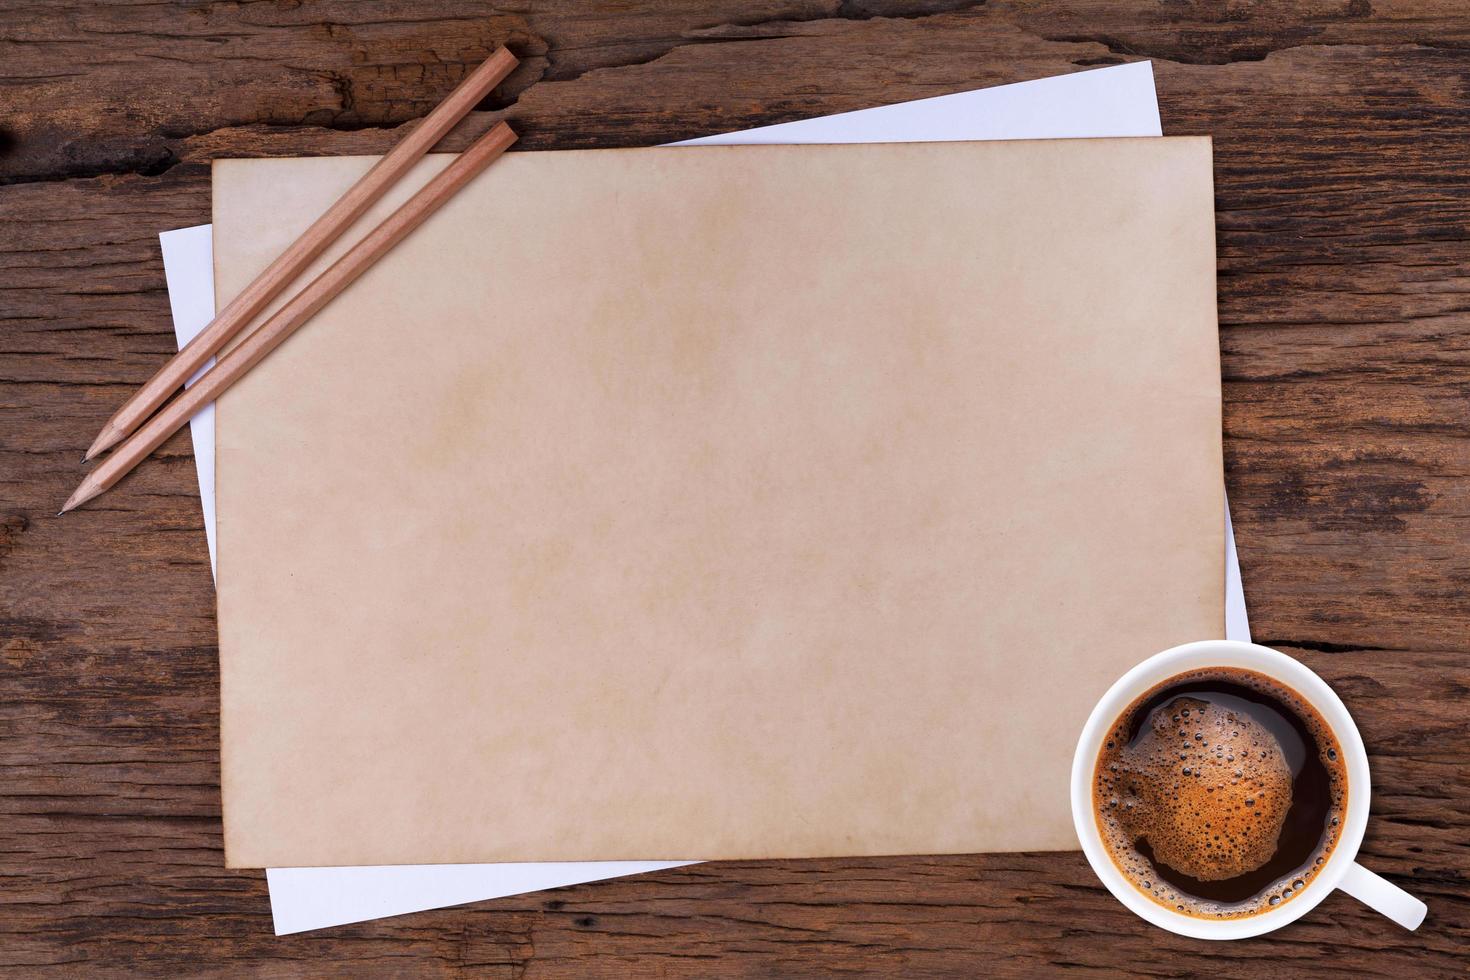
1070 639 1426 939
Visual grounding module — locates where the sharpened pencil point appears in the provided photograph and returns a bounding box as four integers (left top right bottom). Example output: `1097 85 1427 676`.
83 424 120 462
60 478 101 515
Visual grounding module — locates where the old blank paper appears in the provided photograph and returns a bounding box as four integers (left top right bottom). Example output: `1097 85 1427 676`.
213 138 1223 868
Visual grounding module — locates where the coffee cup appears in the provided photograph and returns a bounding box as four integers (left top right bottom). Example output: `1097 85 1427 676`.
1070 639 1426 939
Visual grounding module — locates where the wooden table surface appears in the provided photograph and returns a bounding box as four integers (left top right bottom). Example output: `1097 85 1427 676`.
3 2 1468 975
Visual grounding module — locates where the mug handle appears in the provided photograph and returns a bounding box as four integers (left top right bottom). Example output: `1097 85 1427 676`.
1338 861 1426 930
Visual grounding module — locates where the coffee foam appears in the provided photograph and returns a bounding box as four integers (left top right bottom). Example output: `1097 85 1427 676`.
1092 668 1348 920
1102 696 1291 881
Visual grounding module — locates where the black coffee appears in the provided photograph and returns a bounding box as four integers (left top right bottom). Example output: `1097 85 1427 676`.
1092 667 1347 918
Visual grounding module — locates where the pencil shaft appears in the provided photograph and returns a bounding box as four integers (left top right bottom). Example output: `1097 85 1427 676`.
64 122 518 512
84 47 518 459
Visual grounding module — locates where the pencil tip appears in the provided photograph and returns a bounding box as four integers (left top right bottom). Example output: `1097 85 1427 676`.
60 479 97 515
84 424 121 462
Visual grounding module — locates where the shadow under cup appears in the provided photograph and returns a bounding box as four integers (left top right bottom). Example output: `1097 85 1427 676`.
1070 640 1390 940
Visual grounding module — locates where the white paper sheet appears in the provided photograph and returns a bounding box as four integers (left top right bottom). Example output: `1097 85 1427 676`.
670 59 1161 146
265 861 697 935
161 223 217 573
1225 502 1251 644
160 58 1250 935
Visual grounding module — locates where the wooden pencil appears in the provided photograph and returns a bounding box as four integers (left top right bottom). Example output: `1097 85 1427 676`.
81 46 518 461
61 121 519 514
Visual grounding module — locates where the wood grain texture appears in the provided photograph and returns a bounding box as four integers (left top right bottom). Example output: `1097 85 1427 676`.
1 1 1467 975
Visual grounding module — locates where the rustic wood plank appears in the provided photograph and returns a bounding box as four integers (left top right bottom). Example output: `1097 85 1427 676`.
2 1 1467 975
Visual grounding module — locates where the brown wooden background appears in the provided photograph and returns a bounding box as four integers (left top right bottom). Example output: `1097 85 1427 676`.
2 2 1468 975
